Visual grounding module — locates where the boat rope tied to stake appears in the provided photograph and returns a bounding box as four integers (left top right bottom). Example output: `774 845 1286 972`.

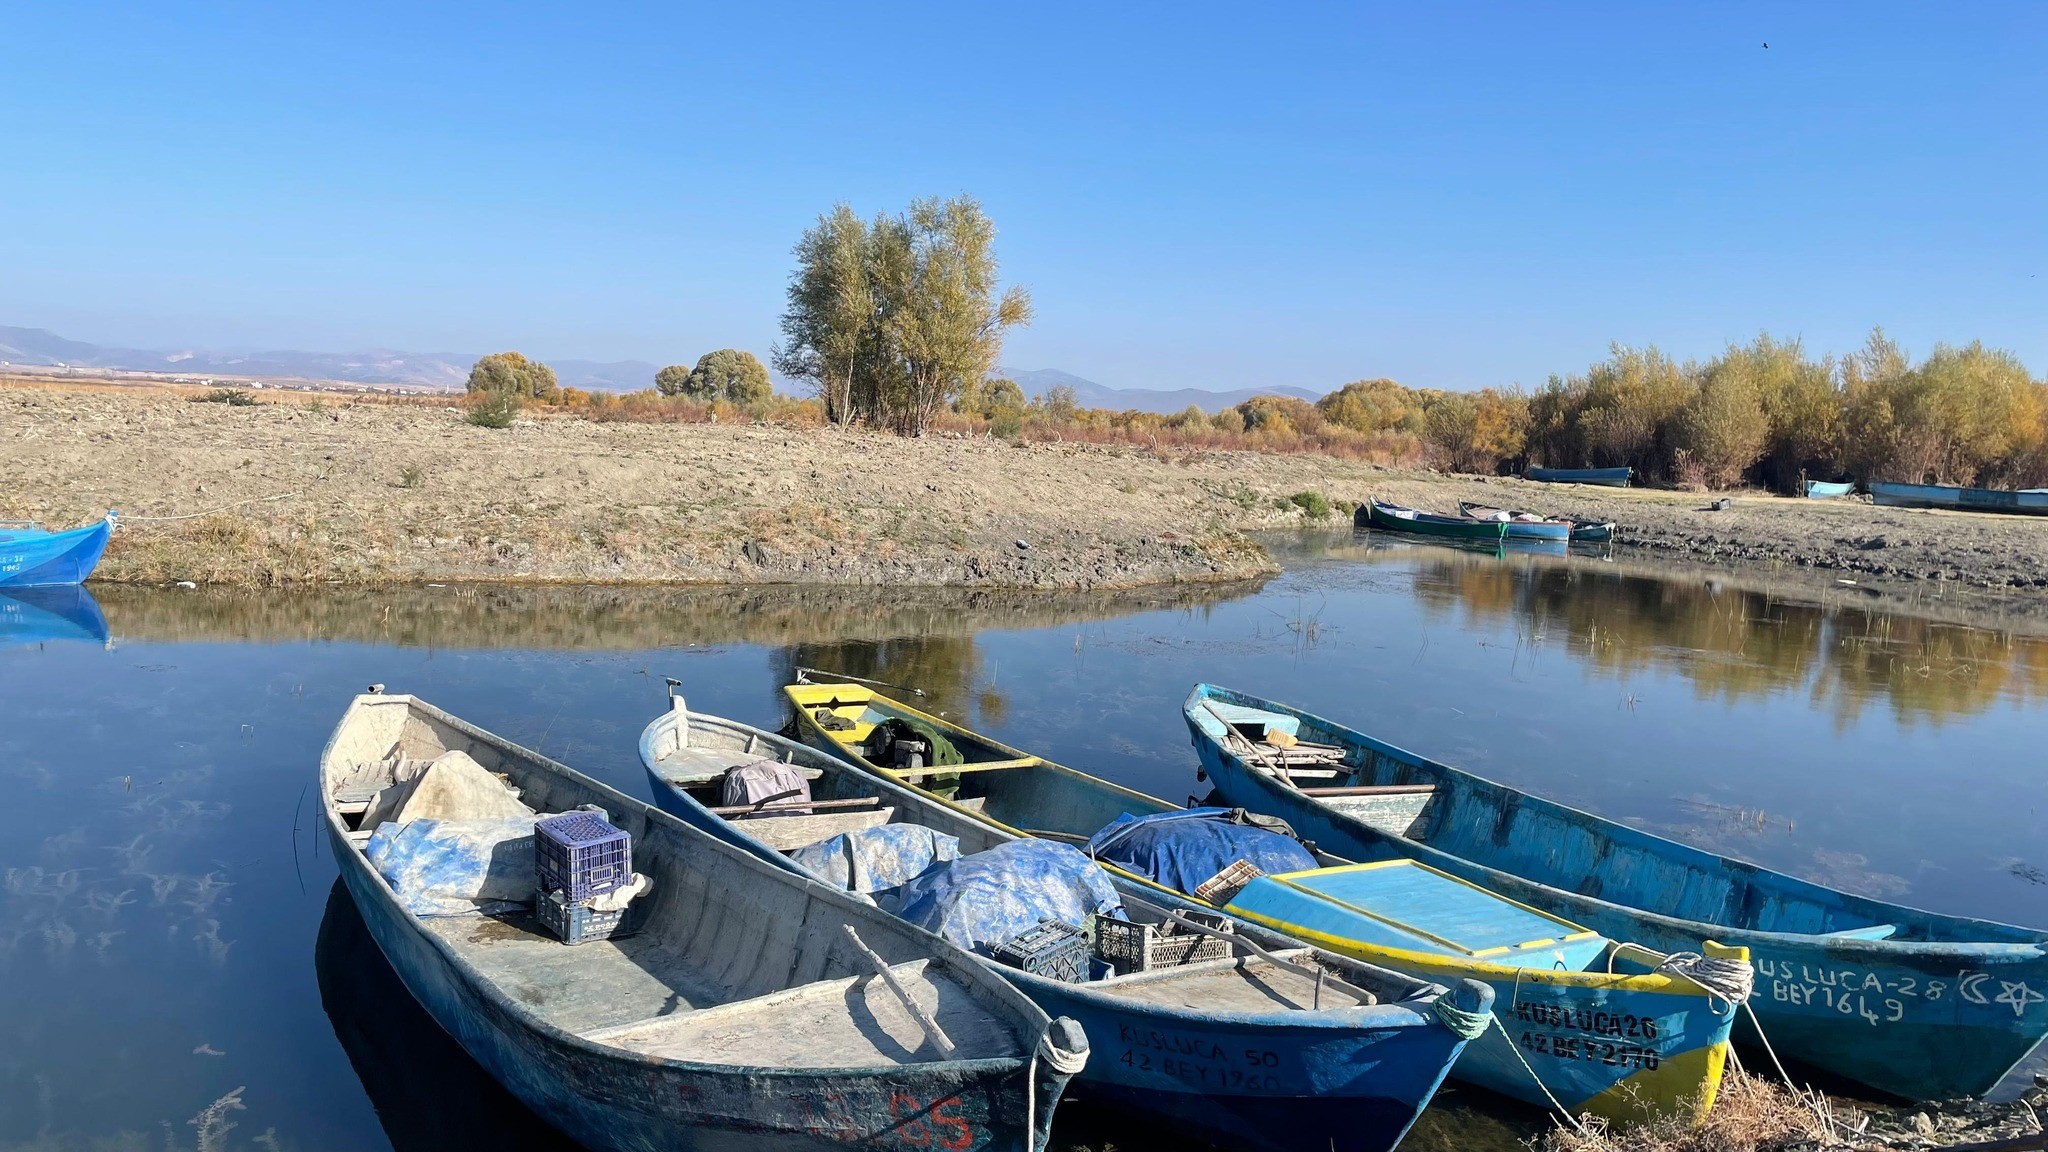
119 490 306 522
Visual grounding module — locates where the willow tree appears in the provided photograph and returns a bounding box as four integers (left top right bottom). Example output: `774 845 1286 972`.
777 195 1030 435
775 204 875 425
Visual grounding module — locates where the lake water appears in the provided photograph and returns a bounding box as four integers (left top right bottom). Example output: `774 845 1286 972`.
4 536 2046 1151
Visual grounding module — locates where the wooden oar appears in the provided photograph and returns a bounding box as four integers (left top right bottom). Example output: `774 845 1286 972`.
841 926 956 1057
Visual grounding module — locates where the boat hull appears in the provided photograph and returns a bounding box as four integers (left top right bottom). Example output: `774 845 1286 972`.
1805 480 1855 499
0 515 114 587
1869 481 2048 516
1359 500 1509 542
1526 467 1631 487
642 713 1472 1152
1185 685 2048 1102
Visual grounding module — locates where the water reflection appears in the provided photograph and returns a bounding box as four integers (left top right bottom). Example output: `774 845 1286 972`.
1337 538 2048 728
0 585 108 649
316 883 578 1152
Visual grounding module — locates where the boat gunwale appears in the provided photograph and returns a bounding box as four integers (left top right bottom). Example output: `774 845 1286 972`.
1183 683 2048 959
322 692 1054 1081
646 703 1456 1030
783 684 1739 994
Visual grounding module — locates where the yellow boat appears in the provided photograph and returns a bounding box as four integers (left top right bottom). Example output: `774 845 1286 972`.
784 679 1749 1125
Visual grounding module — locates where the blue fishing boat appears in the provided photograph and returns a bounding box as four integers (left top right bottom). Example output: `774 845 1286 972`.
1526 466 1632 487
780 681 1745 1127
1183 684 2048 1103
324 691 1086 1152
1804 480 1855 499
1869 481 2048 516
0 584 109 648
0 512 116 587
640 692 1488 1152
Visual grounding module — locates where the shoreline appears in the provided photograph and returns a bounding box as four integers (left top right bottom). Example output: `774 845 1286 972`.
9 380 2048 605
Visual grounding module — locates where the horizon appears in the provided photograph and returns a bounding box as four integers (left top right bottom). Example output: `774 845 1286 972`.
2 4 2043 392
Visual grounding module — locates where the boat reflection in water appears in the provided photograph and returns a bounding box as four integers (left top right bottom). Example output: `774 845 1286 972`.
0 584 110 649
315 883 581 1152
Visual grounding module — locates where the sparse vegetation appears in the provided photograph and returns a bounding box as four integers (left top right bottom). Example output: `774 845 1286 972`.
1288 490 1333 519
465 389 520 428
397 464 425 488
190 388 257 407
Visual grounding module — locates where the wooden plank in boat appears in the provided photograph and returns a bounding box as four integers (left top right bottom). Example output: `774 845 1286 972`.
740 809 895 852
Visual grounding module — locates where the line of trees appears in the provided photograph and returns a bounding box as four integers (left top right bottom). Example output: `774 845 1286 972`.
775 196 1031 435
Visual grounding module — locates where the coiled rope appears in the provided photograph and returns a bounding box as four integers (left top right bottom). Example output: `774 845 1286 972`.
1429 995 1492 1040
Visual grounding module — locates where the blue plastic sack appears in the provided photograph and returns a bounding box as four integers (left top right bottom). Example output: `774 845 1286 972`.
789 823 959 894
1084 808 1315 897
894 839 1122 954
367 816 538 917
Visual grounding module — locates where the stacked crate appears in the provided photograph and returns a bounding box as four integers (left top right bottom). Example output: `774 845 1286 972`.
534 811 636 945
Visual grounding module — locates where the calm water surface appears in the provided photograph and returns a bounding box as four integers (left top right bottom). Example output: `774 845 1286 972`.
4 540 2046 1151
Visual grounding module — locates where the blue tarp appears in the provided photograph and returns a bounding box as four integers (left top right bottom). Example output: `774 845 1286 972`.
789 823 959 894
367 816 538 917
894 839 1123 954
1084 807 1316 897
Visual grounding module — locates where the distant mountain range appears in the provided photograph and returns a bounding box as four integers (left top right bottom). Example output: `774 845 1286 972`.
0 325 1330 413
1000 367 1323 414
0 325 659 392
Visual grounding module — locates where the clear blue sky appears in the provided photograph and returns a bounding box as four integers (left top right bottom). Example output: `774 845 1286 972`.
2 3 2042 392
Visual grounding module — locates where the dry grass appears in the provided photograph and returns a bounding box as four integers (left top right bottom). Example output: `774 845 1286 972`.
1535 1072 1831 1152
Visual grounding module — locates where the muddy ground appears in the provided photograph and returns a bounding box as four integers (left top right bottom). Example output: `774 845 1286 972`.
8 380 2048 594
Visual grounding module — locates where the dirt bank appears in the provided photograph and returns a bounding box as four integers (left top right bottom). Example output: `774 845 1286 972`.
8 380 2048 593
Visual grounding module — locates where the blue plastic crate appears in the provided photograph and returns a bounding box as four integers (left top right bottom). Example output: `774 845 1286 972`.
990 919 1087 983
535 811 631 901
536 889 635 946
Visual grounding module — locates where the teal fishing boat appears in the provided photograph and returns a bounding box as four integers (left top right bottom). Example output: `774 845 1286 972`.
1869 481 2048 516
1526 466 1632 487
783 680 1748 1126
1455 501 1613 543
322 691 1085 1152
1182 684 2048 1103
639 690 1486 1152
1804 480 1855 499
1358 498 1509 543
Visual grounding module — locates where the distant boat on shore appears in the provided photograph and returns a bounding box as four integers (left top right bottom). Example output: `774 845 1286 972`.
1868 481 2048 516
1525 466 1631 487
0 512 116 587
1805 480 1856 499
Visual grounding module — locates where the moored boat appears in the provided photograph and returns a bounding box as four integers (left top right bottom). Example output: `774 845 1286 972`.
1868 481 2048 516
781 679 1747 1126
1358 498 1509 543
1182 683 2048 1103
639 690 1486 1152
1804 480 1855 499
322 690 1085 1152
0 512 116 587
1456 501 1614 543
1525 466 1632 487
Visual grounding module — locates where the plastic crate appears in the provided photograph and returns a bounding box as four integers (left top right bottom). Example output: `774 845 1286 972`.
1194 859 1265 905
536 889 635 946
1094 911 1235 973
535 811 632 901
989 919 1088 983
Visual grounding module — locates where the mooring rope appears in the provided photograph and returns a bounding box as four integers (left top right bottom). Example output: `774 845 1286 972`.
1429 995 1492 1040
1026 1025 1087 1152
119 490 305 523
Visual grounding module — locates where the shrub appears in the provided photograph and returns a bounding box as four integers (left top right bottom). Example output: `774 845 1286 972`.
190 388 256 406
1288 491 1333 519
467 351 558 401
1675 356 1770 488
684 349 773 404
466 389 520 428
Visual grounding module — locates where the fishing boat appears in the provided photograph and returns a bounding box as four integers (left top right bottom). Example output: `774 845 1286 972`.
322 690 1086 1152
0 512 116 587
638 689 1486 1152
1525 466 1632 487
1182 684 2048 1103
0 584 109 648
1804 480 1855 499
1868 481 2048 516
1455 501 1614 543
1357 498 1508 543
781 679 1747 1126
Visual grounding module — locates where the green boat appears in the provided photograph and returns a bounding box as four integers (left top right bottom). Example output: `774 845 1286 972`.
1357 498 1509 542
